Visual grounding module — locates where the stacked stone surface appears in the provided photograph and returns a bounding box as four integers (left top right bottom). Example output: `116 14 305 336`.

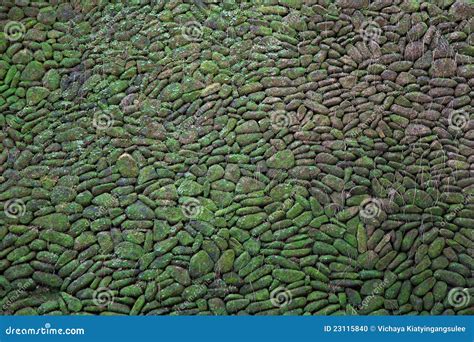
0 0 473 315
